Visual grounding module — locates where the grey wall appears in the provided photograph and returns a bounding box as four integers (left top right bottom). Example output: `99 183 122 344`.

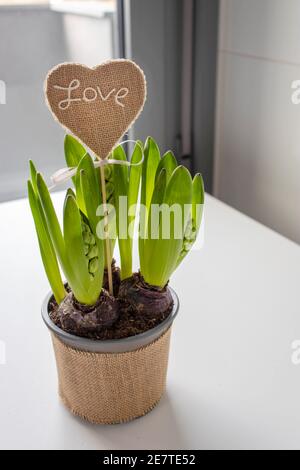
125 0 219 194
193 0 219 192
0 6 114 201
124 0 182 155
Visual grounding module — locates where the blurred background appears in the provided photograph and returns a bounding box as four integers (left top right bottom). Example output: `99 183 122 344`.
0 0 299 245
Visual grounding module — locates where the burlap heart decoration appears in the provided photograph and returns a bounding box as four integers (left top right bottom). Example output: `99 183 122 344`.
45 59 147 159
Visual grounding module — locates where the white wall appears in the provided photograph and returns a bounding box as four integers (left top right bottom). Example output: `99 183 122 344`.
214 0 300 244
0 6 114 201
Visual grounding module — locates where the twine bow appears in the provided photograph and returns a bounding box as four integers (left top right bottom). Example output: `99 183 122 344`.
49 139 143 190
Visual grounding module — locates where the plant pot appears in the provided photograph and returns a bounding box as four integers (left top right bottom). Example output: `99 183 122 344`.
41 288 179 424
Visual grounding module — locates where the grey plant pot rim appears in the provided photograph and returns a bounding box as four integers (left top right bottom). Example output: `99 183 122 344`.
41 286 179 353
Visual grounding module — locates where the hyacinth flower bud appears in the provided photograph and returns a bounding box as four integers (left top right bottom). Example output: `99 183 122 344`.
81 220 99 277
105 181 114 200
104 164 112 181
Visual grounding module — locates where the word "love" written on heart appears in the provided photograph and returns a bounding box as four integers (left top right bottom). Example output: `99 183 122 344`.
53 79 129 110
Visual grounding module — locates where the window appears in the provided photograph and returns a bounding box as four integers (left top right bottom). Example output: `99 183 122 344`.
0 0 118 201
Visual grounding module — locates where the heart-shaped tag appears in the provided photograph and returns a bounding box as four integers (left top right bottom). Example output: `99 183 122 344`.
45 59 146 159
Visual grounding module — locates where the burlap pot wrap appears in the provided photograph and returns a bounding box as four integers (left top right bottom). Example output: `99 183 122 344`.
50 327 172 424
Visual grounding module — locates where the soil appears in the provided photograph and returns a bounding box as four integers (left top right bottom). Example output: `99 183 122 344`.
49 272 173 340
49 295 172 340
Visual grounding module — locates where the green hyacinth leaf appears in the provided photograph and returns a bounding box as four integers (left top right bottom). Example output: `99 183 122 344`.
28 180 66 304
111 144 132 279
80 169 104 288
142 166 192 287
104 164 112 181
176 173 205 267
36 173 67 269
64 134 87 185
142 136 160 212
29 160 38 193
141 168 167 281
75 152 101 215
111 144 128 193
64 193 100 305
192 173 205 234
155 150 177 186
128 141 143 252
128 141 143 213
139 137 160 272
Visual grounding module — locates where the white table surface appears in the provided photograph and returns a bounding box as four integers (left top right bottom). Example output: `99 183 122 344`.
0 192 300 450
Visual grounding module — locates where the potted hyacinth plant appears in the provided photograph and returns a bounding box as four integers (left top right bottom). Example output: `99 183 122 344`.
28 135 204 424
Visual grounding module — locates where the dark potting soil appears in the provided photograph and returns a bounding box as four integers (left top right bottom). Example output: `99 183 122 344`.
49 297 172 340
48 279 173 341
